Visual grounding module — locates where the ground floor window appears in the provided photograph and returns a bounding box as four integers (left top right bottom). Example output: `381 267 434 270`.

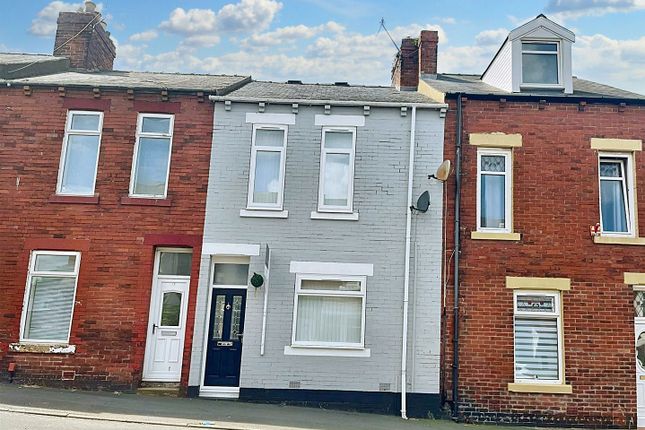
21 251 81 343
292 274 366 348
513 290 562 383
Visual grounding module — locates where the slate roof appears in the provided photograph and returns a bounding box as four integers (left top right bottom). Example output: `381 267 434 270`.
0 53 69 79
1 70 251 94
422 73 645 100
0 53 61 64
222 80 441 104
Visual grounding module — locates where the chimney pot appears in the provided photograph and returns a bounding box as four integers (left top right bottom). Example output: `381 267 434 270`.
84 1 97 13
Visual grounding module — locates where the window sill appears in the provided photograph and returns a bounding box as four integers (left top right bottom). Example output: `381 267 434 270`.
310 211 359 221
471 231 521 241
240 209 288 219
121 196 172 207
49 194 100 204
508 382 572 394
284 345 371 357
9 343 76 354
519 84 564 90
594 235 645 246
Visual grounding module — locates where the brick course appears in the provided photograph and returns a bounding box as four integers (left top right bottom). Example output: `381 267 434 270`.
442 97 645 426
0 86 212 392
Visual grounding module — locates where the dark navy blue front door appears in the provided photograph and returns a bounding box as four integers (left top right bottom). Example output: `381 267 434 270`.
204 289 246 387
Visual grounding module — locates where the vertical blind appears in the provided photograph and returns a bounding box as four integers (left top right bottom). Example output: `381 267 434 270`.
514 318 559 380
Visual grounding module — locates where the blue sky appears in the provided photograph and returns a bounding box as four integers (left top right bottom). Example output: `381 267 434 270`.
2 0 645 93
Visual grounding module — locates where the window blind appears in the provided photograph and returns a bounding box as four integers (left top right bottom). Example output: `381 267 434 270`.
514 317 559 380
25 276 76 341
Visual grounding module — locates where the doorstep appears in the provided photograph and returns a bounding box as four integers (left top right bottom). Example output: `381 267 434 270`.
137 381 180 397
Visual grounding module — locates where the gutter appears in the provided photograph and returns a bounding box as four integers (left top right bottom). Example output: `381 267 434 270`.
0 76 252 96
443 91 645 106
208 95 447 109
400 106 417 419
451 93 463 419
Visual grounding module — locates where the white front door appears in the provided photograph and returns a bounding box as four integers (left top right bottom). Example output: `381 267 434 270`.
143 249 192 382
637 321 645 427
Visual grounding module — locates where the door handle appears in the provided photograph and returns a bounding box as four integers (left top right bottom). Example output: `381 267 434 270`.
152 323 158 334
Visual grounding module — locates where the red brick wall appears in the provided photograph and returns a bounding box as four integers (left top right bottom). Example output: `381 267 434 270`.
442 97 645 426
0 86 212 391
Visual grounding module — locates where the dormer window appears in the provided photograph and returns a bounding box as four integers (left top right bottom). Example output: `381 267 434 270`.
521 41 560 86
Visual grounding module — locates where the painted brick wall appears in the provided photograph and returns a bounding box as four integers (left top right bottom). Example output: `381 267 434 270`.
441 97 645 426
188 102 446 399
0 86 211 391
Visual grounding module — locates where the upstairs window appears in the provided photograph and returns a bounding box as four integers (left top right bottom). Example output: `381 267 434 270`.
318 127 356 213
599 154 634 235
57 111 103 196
521 42 559 85
130 113 174 198
247 125 288 210
477 148 512 232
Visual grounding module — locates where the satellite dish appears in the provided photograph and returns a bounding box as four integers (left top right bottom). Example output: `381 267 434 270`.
411 191 430 213
429 160 452 182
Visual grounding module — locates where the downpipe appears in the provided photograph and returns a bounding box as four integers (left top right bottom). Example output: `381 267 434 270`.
401 106 416 419
451 94 463 418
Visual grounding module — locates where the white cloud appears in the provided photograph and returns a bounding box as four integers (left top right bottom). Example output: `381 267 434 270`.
545 0 645 19
117 22 448 84
160 8 217 35
474 28 508 46
241 22 344 48
574 33 645 92
181 34 221 48
216 0 283 32
160 0 282 37
30 1 103 37
129 30 158 42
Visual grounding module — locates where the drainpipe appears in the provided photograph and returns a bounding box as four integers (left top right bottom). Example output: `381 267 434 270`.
451 94 463 418
401 106 417 419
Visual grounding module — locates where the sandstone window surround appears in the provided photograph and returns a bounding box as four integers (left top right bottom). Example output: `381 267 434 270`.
592 138 644 246
506 276 573 394
470 133 522 241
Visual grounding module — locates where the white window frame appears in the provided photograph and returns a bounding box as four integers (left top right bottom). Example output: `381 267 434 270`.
129 113 175 199
211 256 250 290
513 290 563 385
520 40 561 87
317 126 356 213
476 148 512 233
246 124 288 211
56 110 104 196
598 152 636 237
291 273 366 349
19 250 82 344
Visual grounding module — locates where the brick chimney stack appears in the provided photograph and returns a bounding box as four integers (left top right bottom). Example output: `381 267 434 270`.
391 30 439 90
419 30 438 76
53 1 116 71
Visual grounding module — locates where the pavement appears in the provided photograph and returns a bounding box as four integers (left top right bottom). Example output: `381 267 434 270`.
0 383 557 430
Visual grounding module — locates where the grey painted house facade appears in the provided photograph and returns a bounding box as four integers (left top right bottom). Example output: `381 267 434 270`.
187 81 448 417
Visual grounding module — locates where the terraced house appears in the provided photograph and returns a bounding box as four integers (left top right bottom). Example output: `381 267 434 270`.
0 5 249 393
0 4 450 418
187 80 448 418
393 14 645 426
